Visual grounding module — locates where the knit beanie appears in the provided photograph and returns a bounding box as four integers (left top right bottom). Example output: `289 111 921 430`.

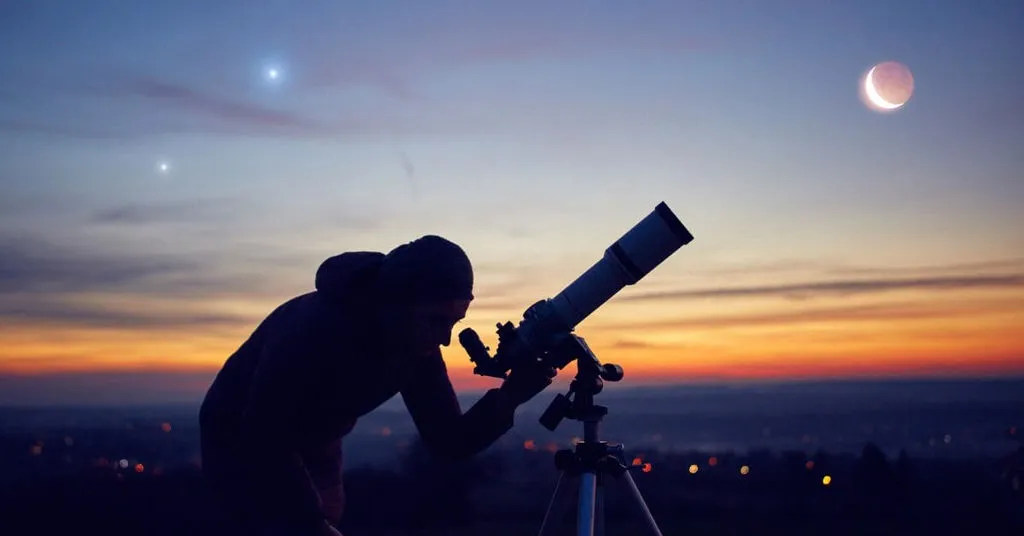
375 235 474 304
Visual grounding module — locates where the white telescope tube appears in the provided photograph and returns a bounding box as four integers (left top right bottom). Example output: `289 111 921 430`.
549 201 693 329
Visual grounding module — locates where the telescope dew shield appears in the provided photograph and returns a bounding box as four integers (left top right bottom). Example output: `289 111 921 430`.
550 202 694 329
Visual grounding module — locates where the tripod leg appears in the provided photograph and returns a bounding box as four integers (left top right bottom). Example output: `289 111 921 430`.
577 472 598 536
538 471 574 536
621 471 664 536
595 479 605 536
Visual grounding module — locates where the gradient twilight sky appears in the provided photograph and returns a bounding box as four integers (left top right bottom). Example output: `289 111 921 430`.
1 1 1022 405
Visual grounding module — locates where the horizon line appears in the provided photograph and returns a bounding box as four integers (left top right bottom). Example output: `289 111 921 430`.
3 374 1022 410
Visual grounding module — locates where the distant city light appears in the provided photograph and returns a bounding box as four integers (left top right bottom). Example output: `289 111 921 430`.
134 463 145 473
119 459 129 469
380 426 392 437
632 457 644 466
689 464 699 474
944 434 952 444
161 422 172 433
642 463 653 473
30 444 43 456
524 439 536 450
708 456 718 467
806 460 815 470
740 465 750 475
822 475 832 486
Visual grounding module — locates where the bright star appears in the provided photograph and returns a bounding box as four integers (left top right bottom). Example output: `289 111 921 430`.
157 161 170 174
263 64 284 85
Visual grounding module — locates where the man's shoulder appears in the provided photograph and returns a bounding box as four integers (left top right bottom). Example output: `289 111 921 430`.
266 291 345 331
261 291 365 361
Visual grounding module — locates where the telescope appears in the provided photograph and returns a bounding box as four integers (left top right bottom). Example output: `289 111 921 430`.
459 201 693 536
458 201 693 380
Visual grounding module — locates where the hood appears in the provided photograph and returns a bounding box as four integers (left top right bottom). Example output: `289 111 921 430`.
315 251 385 301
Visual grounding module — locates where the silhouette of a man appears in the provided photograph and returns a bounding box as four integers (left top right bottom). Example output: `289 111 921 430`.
199 235 556 536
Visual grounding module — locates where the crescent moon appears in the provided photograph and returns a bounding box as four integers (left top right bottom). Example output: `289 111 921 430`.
864 67 903 110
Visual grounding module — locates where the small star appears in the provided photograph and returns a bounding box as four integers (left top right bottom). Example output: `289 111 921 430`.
257 58 288 89
157 161 170 174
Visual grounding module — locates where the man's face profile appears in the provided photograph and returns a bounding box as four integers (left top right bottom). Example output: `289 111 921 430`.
379 299 471 357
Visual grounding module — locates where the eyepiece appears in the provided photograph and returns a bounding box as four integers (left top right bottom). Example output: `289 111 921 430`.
458 328 489 363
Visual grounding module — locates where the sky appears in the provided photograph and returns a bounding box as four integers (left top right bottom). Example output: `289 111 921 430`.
0 0 1022 405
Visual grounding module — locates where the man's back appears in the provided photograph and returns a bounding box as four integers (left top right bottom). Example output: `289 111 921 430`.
196 238 549 532
199 285 424 451
198 252 399 529
199 294 301 435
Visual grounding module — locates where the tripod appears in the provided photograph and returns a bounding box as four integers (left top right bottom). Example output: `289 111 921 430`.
535 335 664 536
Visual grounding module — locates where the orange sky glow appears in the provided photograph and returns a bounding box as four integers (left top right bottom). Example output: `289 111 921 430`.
2 262 1021 400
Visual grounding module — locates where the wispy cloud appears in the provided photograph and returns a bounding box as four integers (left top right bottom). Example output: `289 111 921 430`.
0 231 283 329
0 74 486 141
0 234 199 295
828 258 1024 277
64 74 334 139
620 273 1024 302
686 258 846 277
0 71 336 140
594 300 1017 332
689 257 1024 279
2 298 253 330
609 339 659 349
89 198 236 226
102 76 321 130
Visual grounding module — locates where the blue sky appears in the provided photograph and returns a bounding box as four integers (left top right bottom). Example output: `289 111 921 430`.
0 0 1021 403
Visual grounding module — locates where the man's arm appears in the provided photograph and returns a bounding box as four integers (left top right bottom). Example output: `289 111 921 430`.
400 350 518 462
238 333 327 531
302 437 346 524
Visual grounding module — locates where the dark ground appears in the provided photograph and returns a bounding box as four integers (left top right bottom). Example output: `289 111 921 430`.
2 439 1021 536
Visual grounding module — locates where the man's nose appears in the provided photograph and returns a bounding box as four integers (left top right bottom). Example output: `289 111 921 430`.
440 330 452 347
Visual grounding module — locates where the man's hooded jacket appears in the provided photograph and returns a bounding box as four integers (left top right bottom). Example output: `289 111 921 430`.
198 250 515 529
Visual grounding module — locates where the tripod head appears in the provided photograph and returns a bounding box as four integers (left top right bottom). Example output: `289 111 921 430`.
538 334 622 432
